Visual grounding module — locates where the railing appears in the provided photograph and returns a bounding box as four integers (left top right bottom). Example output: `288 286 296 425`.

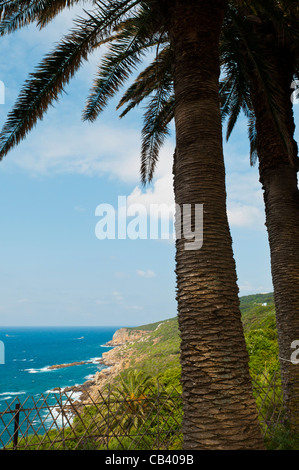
0 373 286 450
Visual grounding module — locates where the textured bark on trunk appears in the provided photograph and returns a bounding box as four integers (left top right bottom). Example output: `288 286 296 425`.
250 45 299 431
167 0 264 449
262 165 299 431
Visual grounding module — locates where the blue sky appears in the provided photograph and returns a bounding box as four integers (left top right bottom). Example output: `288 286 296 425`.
0 5 298 326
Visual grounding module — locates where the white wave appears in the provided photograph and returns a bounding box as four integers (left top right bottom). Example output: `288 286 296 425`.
0 396 13 402
0 391 26 396
45 387 67 394
0 391 26 401
24 366 52 374
89 357 102 363
67 391 82 402
41 407 65 429
84 374 94 381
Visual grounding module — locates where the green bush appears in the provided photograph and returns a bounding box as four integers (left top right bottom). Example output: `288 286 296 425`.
265 423 299 450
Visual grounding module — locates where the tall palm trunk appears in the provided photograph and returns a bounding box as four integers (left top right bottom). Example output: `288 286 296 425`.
167 0 264 449
250 45 299 432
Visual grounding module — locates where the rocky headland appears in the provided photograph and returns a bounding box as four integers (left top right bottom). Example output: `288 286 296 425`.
63 326 149 400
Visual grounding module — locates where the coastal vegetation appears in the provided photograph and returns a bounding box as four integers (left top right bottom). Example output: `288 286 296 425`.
84 292 298 450
112 293 280 389
9 293 299 450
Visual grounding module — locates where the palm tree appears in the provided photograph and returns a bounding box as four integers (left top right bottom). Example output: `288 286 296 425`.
0 0 264 449
220 1 299 432
101 371 154 435
120 0 299 433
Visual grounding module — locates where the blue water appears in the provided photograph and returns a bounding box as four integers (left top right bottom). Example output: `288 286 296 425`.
0 326 120 446
0 326 120 407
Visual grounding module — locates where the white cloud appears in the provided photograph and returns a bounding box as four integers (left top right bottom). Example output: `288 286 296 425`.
137 270 156 278
114 271 130 279
125 139 265 231
226 169 265 229
95 299 109 305
4 122 142 182
125 305 144 311
128 173 174 210
126 143 175 222
112 291 124 303
226 171 263 206
238 281 273 296
227 203 265 229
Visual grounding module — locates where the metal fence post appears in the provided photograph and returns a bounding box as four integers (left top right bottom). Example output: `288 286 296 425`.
13 403 20 450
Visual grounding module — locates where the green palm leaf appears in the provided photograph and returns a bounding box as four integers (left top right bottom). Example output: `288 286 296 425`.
0 0 45 35
117 45 172 118
221 3 298 166
82 3 164 121
116 44 174 183
0 0 86 34
0 0 138 161
140 88 173 184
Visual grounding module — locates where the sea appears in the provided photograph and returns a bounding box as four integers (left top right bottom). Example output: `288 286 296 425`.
0 326 121 446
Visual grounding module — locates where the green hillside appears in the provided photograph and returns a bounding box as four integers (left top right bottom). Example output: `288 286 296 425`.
109 293 298 450
123 317 181 387
239 293 279 378
117 292 279 387
240 292 275 330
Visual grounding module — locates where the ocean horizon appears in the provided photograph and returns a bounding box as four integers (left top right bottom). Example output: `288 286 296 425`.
0 325 123 411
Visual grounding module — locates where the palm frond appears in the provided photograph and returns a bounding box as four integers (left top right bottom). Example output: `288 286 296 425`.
248 110 258 167
140 78 173 184
82 3 163 121
0 0 139 33
0 0 33 17
242 0 299 47
0 1 86 34
0 0 143 160
221 4 296 165
36 0 139 29
117 44 172 118
111 33 174 184
36 0 92 28
0 0 46 34
0 6 127 160
113 40 174 184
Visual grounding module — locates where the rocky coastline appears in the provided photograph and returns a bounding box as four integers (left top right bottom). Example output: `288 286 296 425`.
57 327 148 400
48 360 94 370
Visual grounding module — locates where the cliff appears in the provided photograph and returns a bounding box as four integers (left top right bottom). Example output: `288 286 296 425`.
67 292 278 404
72 318 180 401
67 326 151 399
104 327 148 347
91 327 150 390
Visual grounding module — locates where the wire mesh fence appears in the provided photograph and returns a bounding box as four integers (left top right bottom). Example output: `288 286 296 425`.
0 372 287 450
0 381 183 450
